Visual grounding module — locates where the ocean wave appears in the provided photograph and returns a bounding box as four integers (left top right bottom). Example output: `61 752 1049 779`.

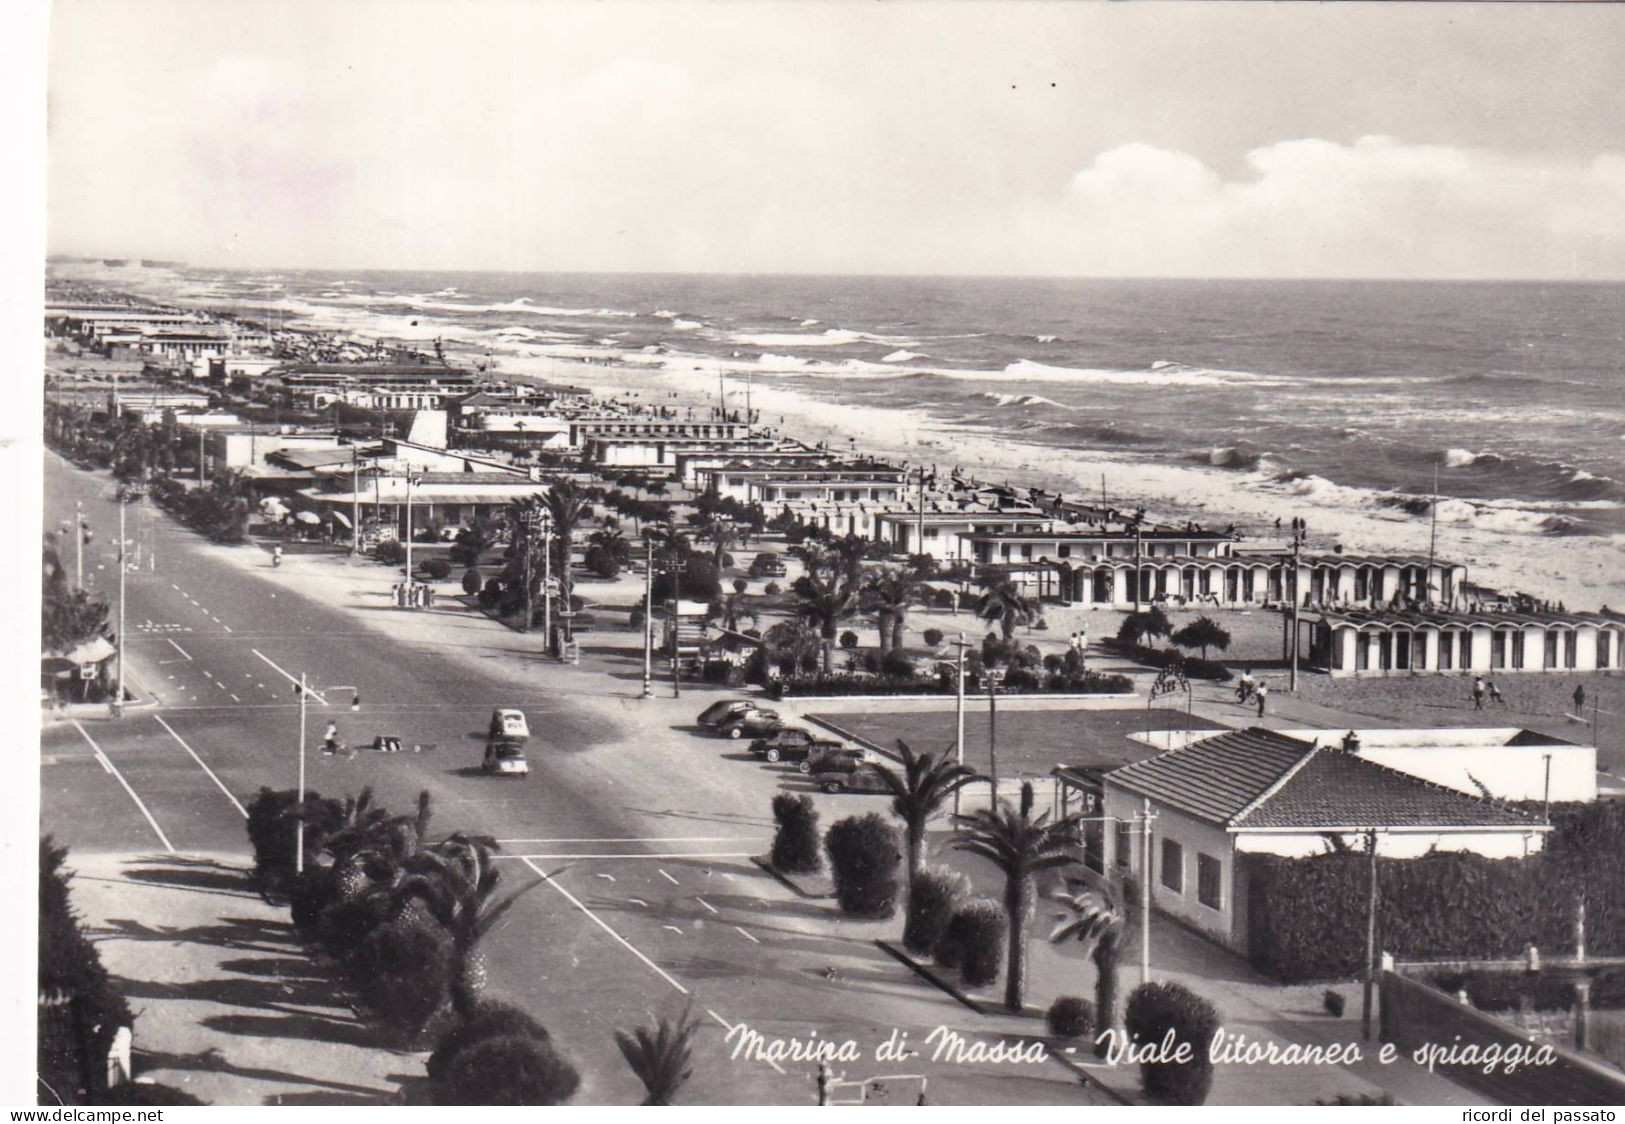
882 350 928 363
728 328 919 348
1035 334 1059 343
394 294 638 318
1439 447 1492 468
800 319 820 328
1272 472 1592 537
974 391 1068 409
1204 445 1273 470
1038 421 1156 447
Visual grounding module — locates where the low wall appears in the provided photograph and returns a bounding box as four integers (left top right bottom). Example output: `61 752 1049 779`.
1380 971 1625 1105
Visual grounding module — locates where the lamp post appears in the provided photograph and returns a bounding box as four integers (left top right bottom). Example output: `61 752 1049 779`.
350 449 362 554
75 500 84 589
1288 517 1306 692
403 471 423 601
953 631 967 816
293 678 362 874
642 537 655 698
113 500 126 717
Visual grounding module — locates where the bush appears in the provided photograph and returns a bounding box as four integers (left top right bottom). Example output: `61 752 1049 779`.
903 867 969 956
824 814 901 918
374 540 406 565
922 628 944 647
628 606 647 632
457 567 482 595
348 915 457 1033
1047 996 1096 1040
433 1034 580 1106
1124 982 1219 1105
584 545 619 579
1323 989 1346 1018
764 581 781 596
839 630 859 650
879 649 916 678
428 999 552 1086
770 794 822 874
423 558 453 581
245 787 337 892
938 901 1004 987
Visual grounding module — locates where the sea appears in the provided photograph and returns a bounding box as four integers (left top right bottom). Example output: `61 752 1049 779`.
54 264 1625 609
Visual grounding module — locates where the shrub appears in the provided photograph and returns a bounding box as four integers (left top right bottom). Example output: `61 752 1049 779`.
904 867 969 956
839 630 859 650
461 568 483 595
764 581 781 596
374 540 406 565
1124 981 1220 1105
824 814 901 918
584 545 619 579
1323 989 1346 1018
424 558 453 581
427 999 552 1086
922 628 944 647
770 794 822 875
349 915 457 1033
879 649 916 679
245 787 337 892
1047 996 1096 1040
938 901 1004 987
433 1034 580 1106
628 606 647 632
315 894 393 957
733 578 748 593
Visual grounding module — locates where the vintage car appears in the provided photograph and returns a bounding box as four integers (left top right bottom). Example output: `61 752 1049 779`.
696 699 782 739
749 728 851 770
482 738 530 777
489 708 530 741
814 762 892 795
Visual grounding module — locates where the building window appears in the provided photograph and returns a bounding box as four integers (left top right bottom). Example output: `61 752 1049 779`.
1545 630 1559 668
1114 821 1132 869
1566 630 1578 669
1602 631 1614 670
1440 631 1454 670
1512 631 1525 670
1160 838 1183 893
1197 853 1222 910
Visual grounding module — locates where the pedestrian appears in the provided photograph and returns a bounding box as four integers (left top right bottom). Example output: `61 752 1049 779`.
1488 679 1506 706
1574 684 1587 714
1472 676 1485 710
425 586 435 610
1255 682 1269 718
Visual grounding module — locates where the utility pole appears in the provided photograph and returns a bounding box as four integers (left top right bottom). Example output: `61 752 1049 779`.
543 518 554 655
113 503 125 721
642 537 655 698
1362 828 1379 1040
953 631 967 816
295 671 308 874
403 472 421 602
1427 462 1441 605
1140 798 1153 988
1289 517 1306 692
75 500 84 589
718 370 726 421
351 450 361 554
987 669 999 809
198 428 206 485
916 465 926 559
1132 520 1143 612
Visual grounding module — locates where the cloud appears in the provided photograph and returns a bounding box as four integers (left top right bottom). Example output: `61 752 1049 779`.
1030 136 1625 279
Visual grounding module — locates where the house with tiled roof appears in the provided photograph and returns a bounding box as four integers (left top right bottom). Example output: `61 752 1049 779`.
1099 727 1550 954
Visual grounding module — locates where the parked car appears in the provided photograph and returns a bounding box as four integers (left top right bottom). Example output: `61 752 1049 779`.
749 728 847 769
815 762 893 795
698 698 766 728
482 738 530 777
719 710 784 740
749 552 787 578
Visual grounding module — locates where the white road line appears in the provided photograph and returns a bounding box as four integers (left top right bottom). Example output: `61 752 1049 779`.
595 873 616 882
519 857 688 996
628 898 648 907
70 720 174 853
663 925 683 935
171 583 180 591
658 868 679 885
222 624 233 633
251 649 327 704
497 852 754 861
696 897 718 914
201 670 213 679
707 1010 783 1073
167 638 191 661
734 925 760 944
495 836 754 844
153 715 247 819
230 693 241 702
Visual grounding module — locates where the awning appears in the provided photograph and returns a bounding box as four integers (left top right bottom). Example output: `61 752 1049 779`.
260 497 290 516
329 511 353 529
295 510 322 525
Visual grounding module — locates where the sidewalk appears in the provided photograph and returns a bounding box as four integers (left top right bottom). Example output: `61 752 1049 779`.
66 850 412 1105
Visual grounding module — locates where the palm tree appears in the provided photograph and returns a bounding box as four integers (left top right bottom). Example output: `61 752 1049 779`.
719 590 752 632
872 740 976 884
1171 615 1232 660
977 573 1037 641
699 517 736 570
765 618 820 675
789 545 859 675
953 783 1080 1012
504 496 549 632
543 476 585 625
615 1005 700 1106
588 526 631 565
1050 883 1124 1055
863 566 923 652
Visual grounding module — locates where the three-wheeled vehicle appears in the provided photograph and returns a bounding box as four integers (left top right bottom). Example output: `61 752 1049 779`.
483 708 531 776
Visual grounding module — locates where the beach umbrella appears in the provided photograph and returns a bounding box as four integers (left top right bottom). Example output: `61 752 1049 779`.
295 510 322 526
260 497 290 516
329 511 352 530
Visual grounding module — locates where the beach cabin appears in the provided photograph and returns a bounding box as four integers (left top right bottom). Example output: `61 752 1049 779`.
1301 607 1625 678
874 508 1055 561
1089 728 1549 955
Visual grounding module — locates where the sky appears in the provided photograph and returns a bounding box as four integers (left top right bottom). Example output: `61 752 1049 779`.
44 0 1625 279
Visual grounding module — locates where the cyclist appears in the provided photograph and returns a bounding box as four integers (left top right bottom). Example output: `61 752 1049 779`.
322 720 341 755
272 545 284 567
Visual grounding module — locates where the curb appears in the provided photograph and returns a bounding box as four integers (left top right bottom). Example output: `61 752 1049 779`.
1046 1046 1134 1105
749 855 833 899
875 938 986 1013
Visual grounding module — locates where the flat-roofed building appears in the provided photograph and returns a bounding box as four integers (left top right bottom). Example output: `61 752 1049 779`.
874 508 1056 560
1302 606 1625 678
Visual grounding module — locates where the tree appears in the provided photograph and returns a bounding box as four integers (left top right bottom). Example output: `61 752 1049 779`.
1171 616 1232 660
976 574 1037 641
1050 884 1125 1055
41 580 110 655
953 783 1079 1011
542 477 585 639
615 1006 699 1105
872 741 976 885
1117 607 1172 648
789 544 860 674
863 566 923 652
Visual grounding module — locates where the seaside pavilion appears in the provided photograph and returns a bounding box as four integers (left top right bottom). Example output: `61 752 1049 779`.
1301 606 1625 678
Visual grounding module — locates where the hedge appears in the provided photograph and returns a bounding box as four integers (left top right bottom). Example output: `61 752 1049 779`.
770 794 822 875
1124 982 1219 1105
903 868 969 956
765 670 1133 699
825 814 901 918
1242 803 1625 982
1047 996 1096 1040
938 901 1004 987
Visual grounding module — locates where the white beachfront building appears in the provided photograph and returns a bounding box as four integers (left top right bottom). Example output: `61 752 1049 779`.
1302 607 1625 677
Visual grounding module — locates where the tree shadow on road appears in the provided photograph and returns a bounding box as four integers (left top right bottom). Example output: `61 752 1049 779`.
121 857 257 897
92 914 296 956
135 1046 396 1105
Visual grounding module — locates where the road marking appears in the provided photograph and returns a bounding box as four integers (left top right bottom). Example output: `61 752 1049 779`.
628 898 648 907
251 649 327 703
230 693 241 702
696 897 718 914
498 852 754 861
734 925 760 944
663 925 683 935
707 1010 783 1073
520 857 688 996
171 583 180 591
221 624 233 633
202 670 213 679
595 873 616 882
154 715 247 819
167 638 191 661
70 720 174 853
658 868 679 885
495 836 755 844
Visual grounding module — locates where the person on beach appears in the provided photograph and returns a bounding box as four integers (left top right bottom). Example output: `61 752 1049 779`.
1472 676 1486 710
1488 679 1506 705
1255 682 1269 718
1574 684 1587 714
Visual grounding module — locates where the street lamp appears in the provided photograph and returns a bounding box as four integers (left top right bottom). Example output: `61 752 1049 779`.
403 471 424 602
642 537 655 698
292 677 362 874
